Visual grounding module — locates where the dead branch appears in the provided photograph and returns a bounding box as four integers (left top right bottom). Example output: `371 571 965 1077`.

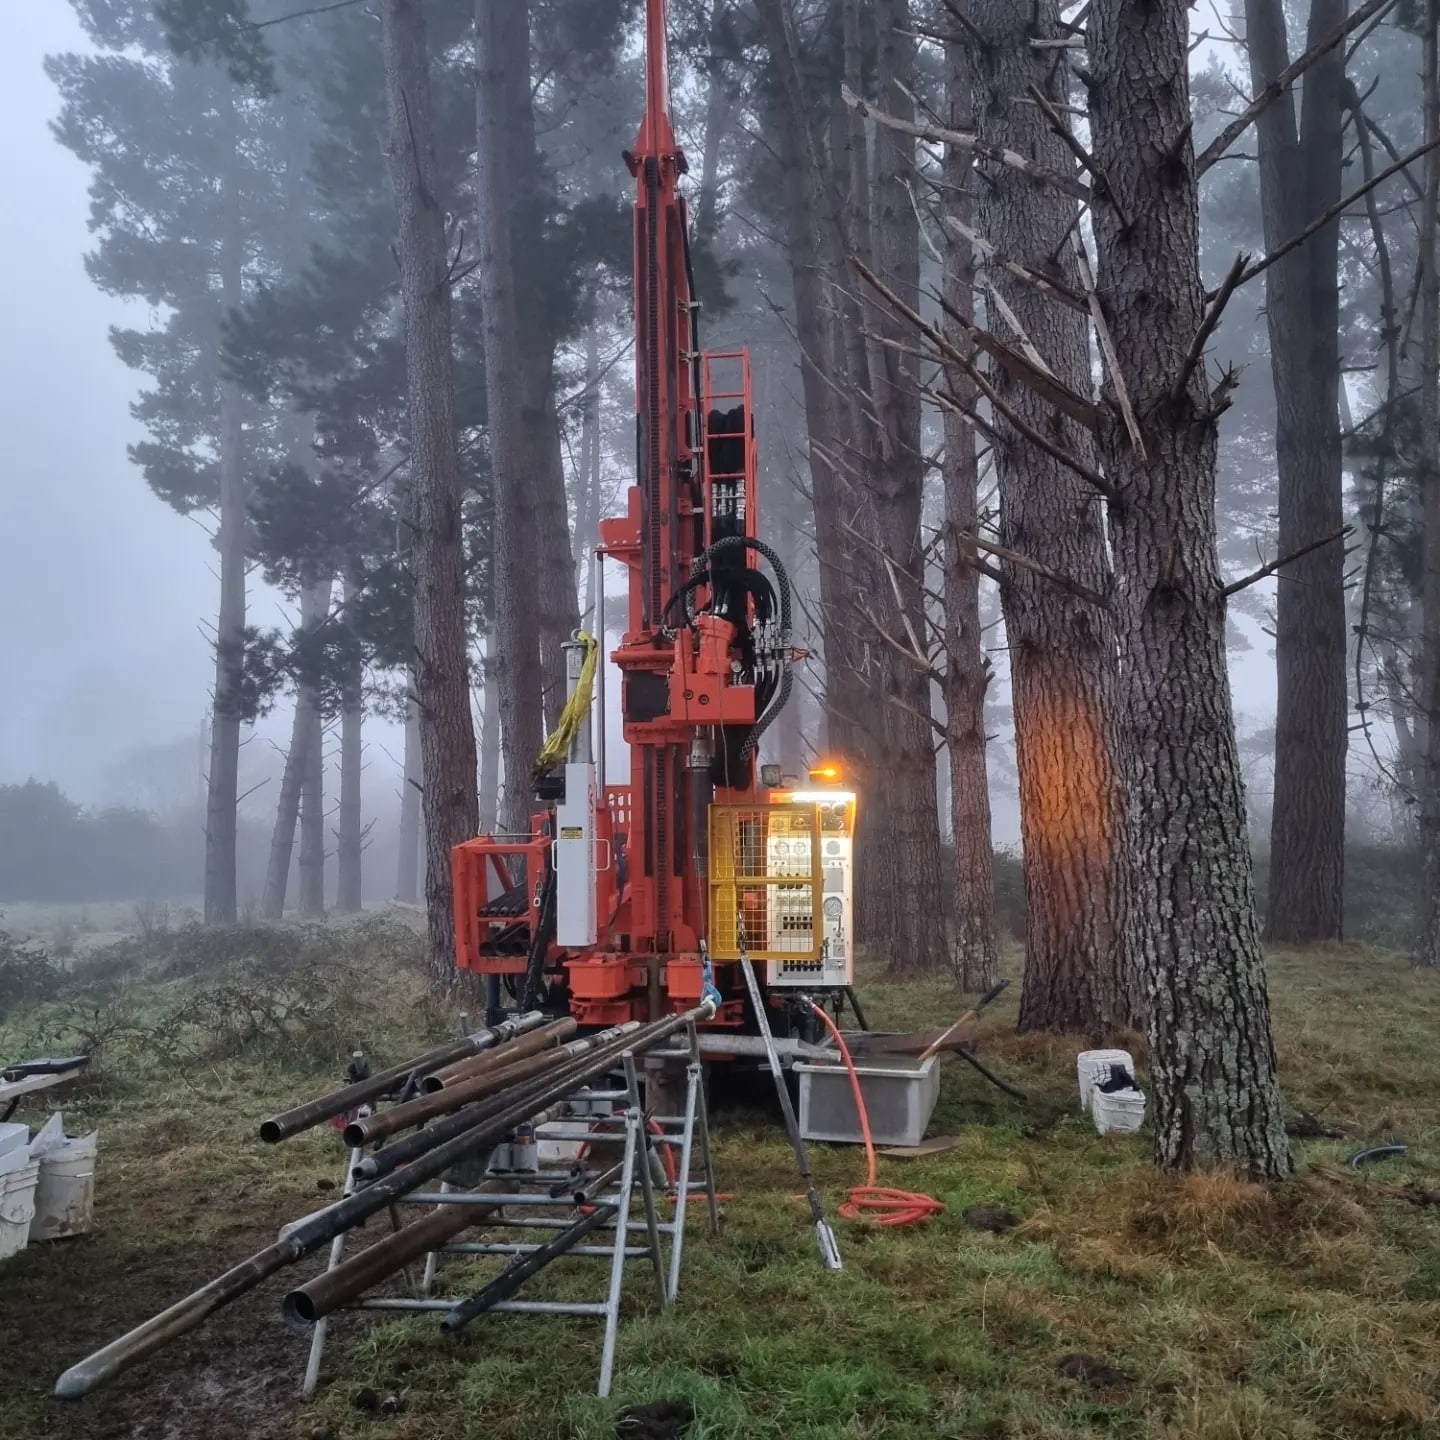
983 281 1056 377
1195 0 1398 175
945 216 1086 310
1025 82 1102 181
841 84 1092 203
1069 231 1146 457
962 531 1110 608
1222 527 1354 598
1170 250 1249 405
1235 134 1440 291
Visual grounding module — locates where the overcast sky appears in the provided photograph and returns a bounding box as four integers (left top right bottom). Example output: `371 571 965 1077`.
0 5 1279 838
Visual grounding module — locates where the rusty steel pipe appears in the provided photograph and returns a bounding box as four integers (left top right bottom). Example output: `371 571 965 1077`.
282 1172 520 1327
258 1011 547 1143
344 1024 630 1148
53 1002 712 1402
351 1019 659 1183
421 1018 577 1092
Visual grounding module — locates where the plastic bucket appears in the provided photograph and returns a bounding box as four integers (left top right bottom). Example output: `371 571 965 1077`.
0 1157 41 1261
1076 1049 1133 1113
30 1133 96 1242
1093 1088 1146 1135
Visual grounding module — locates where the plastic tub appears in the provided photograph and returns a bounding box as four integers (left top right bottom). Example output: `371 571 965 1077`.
0 1123 28 1159
1076 1049 1134 1113
794 1054 940 1148
0 1155 41 1261
1092 1087 1146 1135
30 1131 96 1241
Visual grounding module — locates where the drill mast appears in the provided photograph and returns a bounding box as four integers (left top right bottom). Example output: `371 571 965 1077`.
451 0 853 1037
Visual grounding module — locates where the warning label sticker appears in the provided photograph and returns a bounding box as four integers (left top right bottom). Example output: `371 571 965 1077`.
560 826 584 839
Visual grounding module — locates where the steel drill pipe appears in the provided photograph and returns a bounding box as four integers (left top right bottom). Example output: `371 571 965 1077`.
258 1011 547 1143
421 1017 577 1092
442 1202 619 1331
53 1002 713 1402
345 1024 630 1148
282 1173 518 1327
351 1019 658 1183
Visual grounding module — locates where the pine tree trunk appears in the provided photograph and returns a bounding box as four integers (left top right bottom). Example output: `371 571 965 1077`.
533 364 580 732
965 0 1128 1029
337 568 364 914
941 30 999 996
1246 0 1348 944
204 110 246 927
383 0 480 989
396 681 421 903
298 578 331 920
475 0 543 834
479 632 501 833
1088 0 1290 1176
1416 0 1440 968
261 580 327 920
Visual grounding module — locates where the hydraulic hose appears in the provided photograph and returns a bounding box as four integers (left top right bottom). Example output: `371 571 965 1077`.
688 535 794 760
806 1004 944 1228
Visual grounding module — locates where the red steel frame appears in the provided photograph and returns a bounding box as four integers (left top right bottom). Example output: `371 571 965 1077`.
452 0 766 1030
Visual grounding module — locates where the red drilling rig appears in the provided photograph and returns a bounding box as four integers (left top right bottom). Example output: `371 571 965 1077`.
451 0 859 1056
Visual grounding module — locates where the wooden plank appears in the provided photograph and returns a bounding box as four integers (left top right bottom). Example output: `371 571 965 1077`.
878 1135 961 1160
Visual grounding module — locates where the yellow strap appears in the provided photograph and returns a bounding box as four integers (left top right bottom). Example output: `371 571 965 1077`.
532 632 600 779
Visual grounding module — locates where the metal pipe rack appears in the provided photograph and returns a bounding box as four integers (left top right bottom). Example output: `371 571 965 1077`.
292 1019 719 1400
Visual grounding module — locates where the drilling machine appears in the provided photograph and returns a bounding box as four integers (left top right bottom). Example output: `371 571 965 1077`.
451 0 859 1060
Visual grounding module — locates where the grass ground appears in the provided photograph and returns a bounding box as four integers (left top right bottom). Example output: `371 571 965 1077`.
0 925 1436 1440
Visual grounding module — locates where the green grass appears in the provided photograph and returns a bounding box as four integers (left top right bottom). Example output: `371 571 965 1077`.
1 933 1437 1440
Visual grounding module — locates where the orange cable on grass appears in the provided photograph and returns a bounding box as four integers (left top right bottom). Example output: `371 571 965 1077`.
808 1005 944 1228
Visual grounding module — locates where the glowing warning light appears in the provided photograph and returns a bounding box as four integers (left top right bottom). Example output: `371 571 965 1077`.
807 763 842 784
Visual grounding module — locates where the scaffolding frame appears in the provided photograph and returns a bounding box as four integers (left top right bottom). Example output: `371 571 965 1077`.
298 1022 718 1399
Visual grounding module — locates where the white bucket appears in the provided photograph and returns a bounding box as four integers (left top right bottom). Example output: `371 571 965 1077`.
1093 1087 1147 1135
0 1156 41 1260
30 1132 97 1241
1076 1049 1134 1113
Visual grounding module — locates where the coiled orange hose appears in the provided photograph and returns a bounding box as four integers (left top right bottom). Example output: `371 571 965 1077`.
808 1006 944 1228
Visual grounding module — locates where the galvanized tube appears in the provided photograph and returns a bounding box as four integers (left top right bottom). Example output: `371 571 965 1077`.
283 1173 516 1328
53 1002 712 1401
258 1011 547 1143
347 1024 629 1147
422 1018 577 1093
441 1203 619 1331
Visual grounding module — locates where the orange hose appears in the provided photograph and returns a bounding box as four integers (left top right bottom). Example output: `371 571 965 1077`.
809 1006 944 1228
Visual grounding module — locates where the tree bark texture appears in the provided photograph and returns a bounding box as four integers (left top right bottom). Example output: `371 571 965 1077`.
337 567 364 914
1088 0 1291 1177
758 0 948 973
849 0 949 974
298 579 331 920
941 30 999 995
396 681 421 903
968 0 1128 1028
204 106 245 927
478 632 501 834
475 0 543 835
1417 0 1440 967
261 579 327 920
383 0 480 989
1245 0 1349 944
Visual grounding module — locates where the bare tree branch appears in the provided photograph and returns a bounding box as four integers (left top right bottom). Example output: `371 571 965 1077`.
1195 0 1399 175
945 216 1086 310
1235 134 1440 291
1171 249 1250 405
962 530 1110 608
1069 230 1146 457
1223 527 1354 598
841 84 1093 202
